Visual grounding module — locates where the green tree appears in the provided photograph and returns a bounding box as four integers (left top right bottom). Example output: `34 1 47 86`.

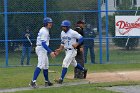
2 0 44 51
108 0 139 50
1 0 98 51
47 0 98 49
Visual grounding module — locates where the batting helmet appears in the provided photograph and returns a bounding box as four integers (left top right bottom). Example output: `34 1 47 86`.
61 20 71 27
43 17 53 24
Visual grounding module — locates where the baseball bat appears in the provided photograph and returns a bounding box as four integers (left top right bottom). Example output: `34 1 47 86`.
26 36 32 46
125 38 129 47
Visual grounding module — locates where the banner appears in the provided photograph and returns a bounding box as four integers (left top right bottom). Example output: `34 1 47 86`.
115 16 140 36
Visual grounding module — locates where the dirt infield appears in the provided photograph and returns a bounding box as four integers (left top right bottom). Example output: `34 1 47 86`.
67 70 140 83
86 70 140 83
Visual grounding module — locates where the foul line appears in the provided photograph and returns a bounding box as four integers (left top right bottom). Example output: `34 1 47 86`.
0 81 90 93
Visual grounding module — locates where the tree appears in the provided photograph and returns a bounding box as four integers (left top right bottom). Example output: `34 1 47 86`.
0 0 98 51
47 0 98 50
108 0 139 50
0 0 44 51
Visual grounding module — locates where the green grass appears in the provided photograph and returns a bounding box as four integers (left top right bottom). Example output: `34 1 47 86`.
1 49 140 93
13 81 140 93
13 84 120 93
0 51 64 66
1 64 140 88
1 64 140 93
1 47 140 66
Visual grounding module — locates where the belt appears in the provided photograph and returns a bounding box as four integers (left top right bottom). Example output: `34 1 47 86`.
65 48 72 51
37 45 41 46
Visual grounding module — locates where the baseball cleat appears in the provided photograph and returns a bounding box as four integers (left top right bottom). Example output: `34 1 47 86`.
54 79 63 84
45 81 53 87
83 69 88 78
29 81 38 88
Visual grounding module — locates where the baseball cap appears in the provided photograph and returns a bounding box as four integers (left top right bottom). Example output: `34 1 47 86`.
76 20 85 24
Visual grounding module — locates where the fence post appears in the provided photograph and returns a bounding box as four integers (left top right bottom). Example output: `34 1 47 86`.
44 0 47 18
105 0 109 62
4 0 8 66
98 0 103 64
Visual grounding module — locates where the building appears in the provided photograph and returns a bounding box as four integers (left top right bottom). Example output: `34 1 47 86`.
101 0 140 17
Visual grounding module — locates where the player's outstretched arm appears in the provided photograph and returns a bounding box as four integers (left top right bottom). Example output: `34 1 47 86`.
41 41 56 58
54 45 64 56
50 52 56 58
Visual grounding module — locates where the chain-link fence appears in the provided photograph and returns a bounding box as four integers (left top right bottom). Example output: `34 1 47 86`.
1 0 140 67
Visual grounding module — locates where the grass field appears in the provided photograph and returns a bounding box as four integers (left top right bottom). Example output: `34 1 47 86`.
12 84 119 93
1 48 140 93
1 47 140 67
1 63 140 93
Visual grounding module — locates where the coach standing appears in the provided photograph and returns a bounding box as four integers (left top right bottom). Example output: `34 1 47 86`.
20 26 33 65
84 24 96 64
74 20 85 79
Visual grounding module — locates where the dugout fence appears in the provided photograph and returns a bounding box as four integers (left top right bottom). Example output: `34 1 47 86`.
0 0 140 67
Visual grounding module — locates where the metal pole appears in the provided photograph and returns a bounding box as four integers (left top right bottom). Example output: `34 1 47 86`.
105 0 109 62
4 0 8 66
98 0 103 64
44 0 47 18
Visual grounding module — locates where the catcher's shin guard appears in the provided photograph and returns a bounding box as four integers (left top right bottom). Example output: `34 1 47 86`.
83 69 87 78
74 68 84 79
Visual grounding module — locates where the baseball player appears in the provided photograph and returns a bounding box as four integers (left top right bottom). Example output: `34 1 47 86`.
54 20 87 84
29 17 56 88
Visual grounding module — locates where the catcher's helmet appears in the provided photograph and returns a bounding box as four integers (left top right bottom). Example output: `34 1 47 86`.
43 17 53 24
76 20 85 24
61 20 71 27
